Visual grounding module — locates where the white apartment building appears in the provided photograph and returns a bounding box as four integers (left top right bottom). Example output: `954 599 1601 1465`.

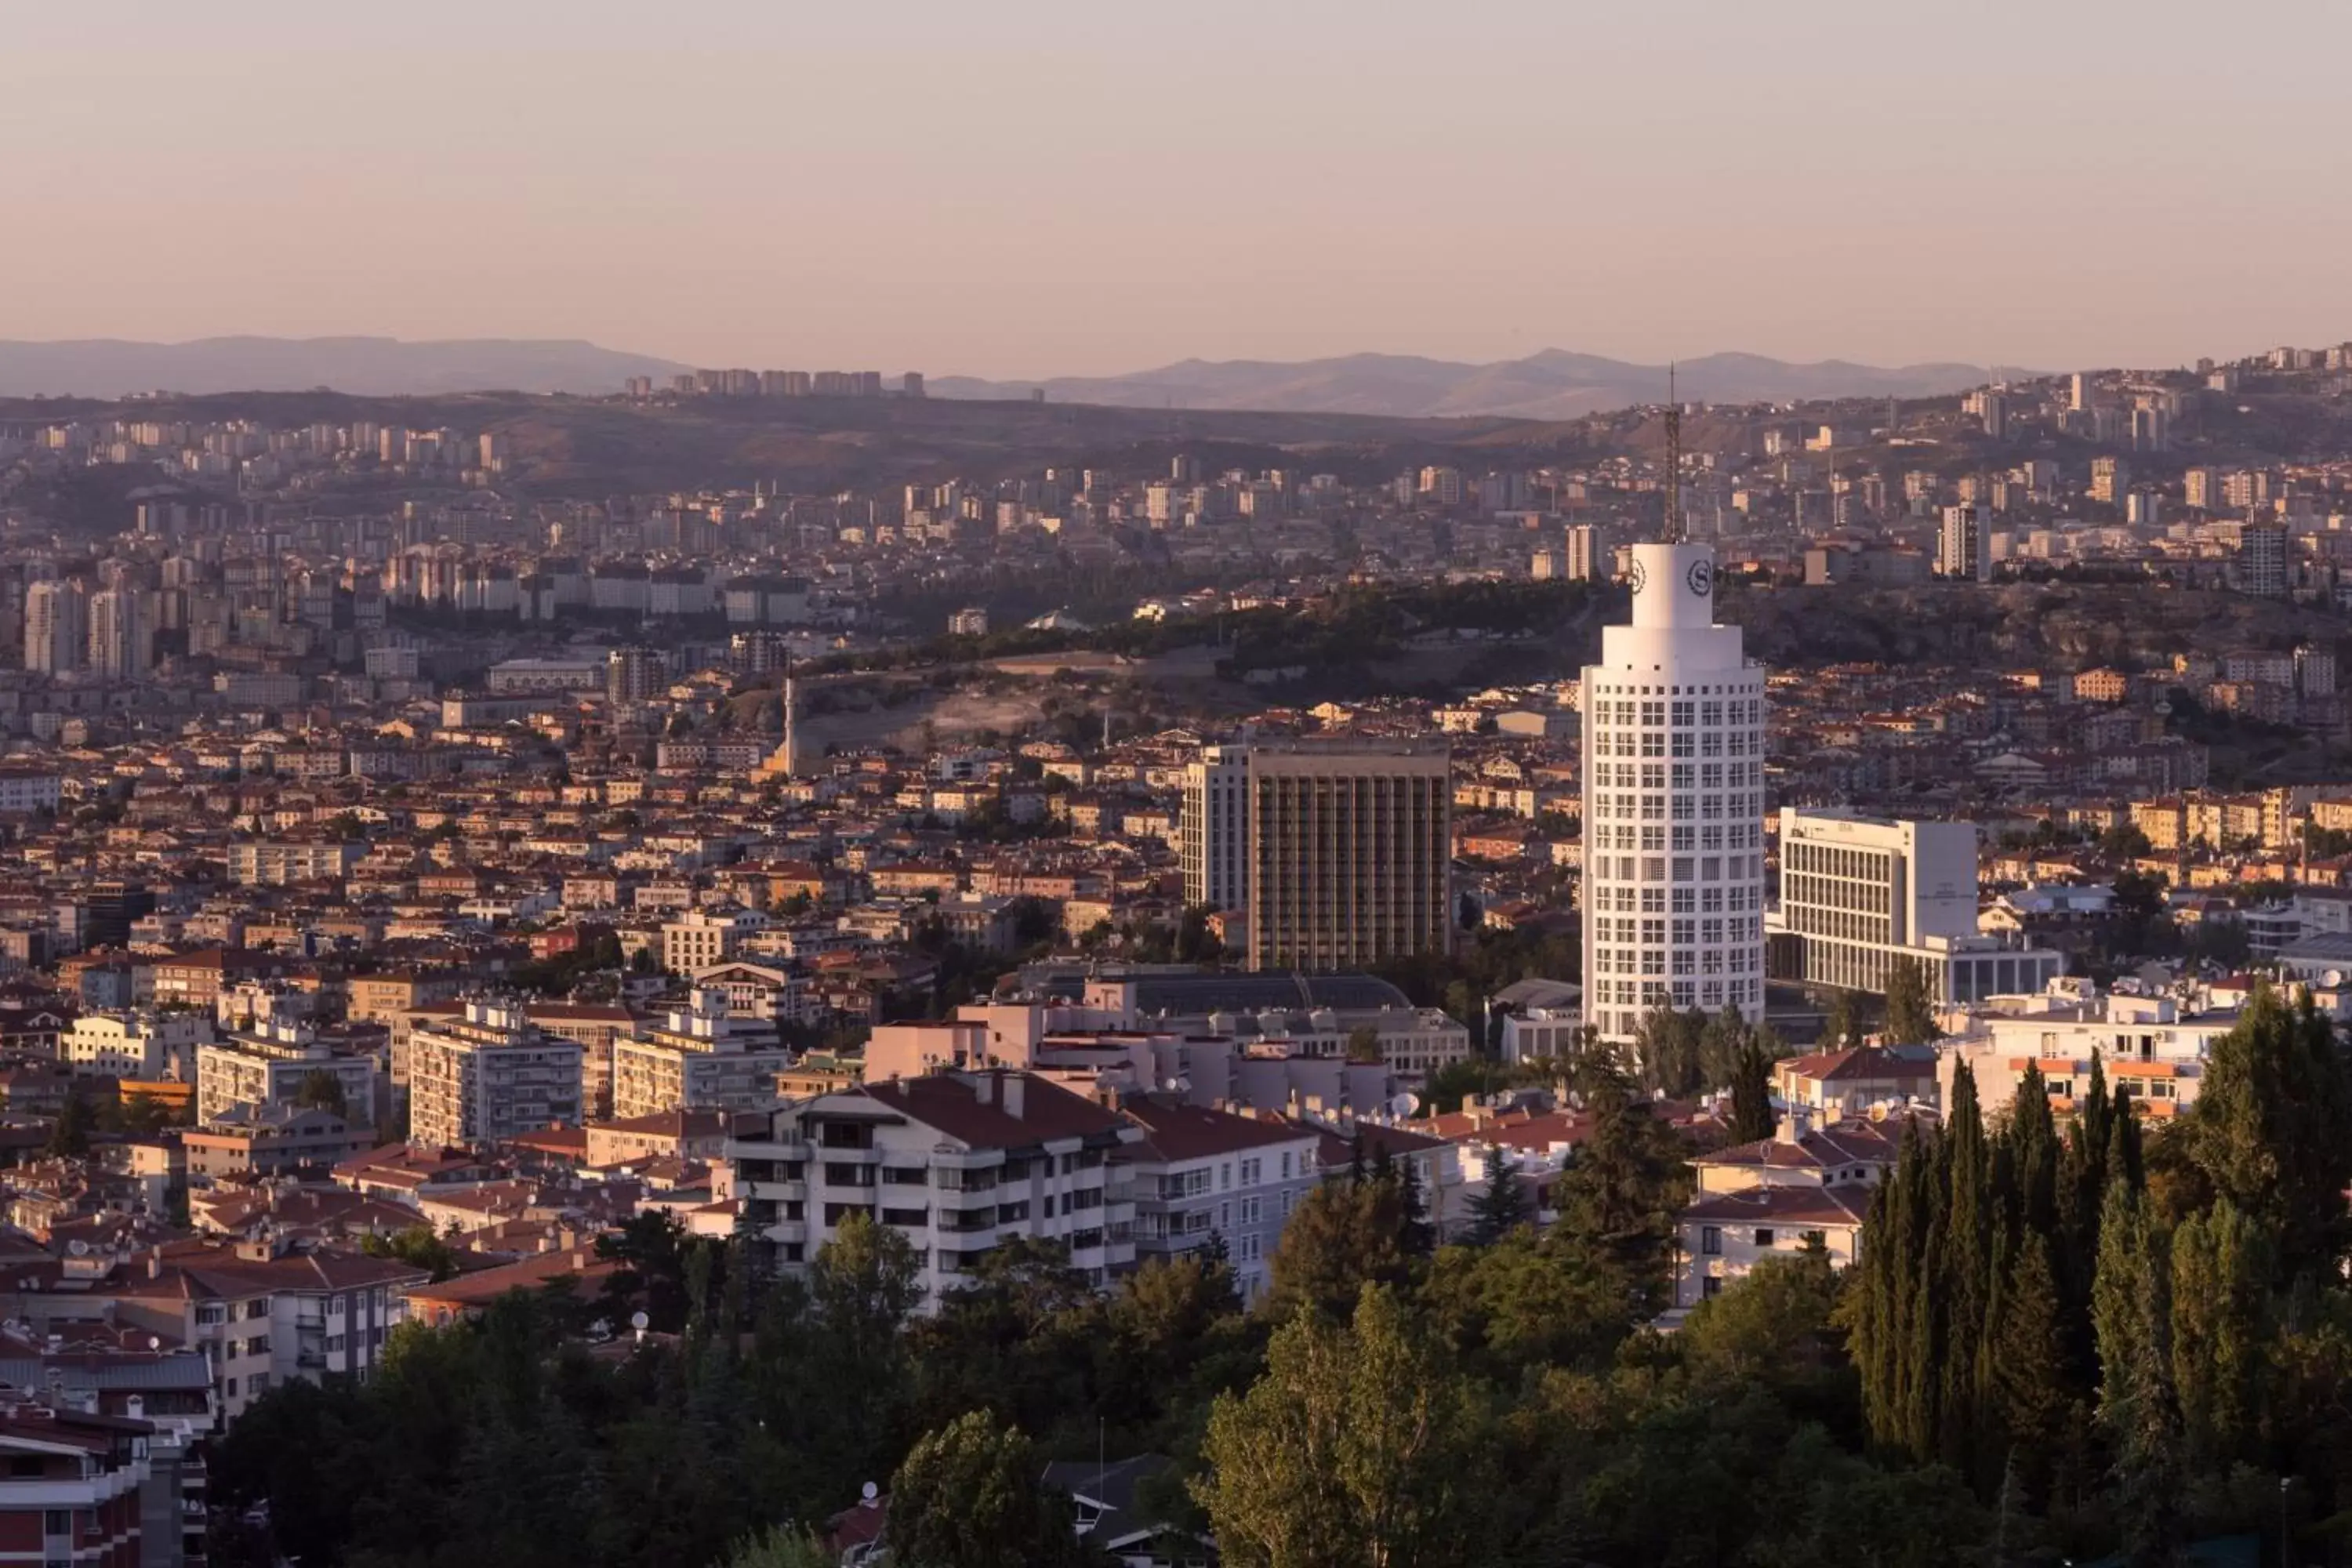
228 840 364 887
64 1011 212 1080
1936 980 2230 1126
611 988 793 1120
1765 807 2065 1004
720 1069 1140 1303
1581 541 1768 1041
196 1017 383 1128
1116 1097 1322 1301
1673 1114 1900 1309
406 1000 583 1150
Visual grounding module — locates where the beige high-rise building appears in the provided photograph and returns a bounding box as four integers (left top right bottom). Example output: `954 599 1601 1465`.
1238 741 1451 973
1181 746 1250 913
87 587 150 679
24 579 85 675
406 1000 583 1151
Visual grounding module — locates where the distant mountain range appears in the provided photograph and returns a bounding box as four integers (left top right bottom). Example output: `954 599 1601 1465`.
0 336 688 398
0 336 2016 416
932 350 2013 419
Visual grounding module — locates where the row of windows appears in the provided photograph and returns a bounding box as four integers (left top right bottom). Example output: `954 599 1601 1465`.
1591 881 1756 914
1592 698 1765 726
1589 916 1764 946
1595 726 1762 760
1591 791 1765 824
1591 760 1764 790
1592 942 1762 977
1784 840 1894 877
1588 848 1766 883
1590 976 1760 1019
1589 822 1757 853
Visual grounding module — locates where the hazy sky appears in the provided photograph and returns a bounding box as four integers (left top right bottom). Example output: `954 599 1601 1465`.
6 1 2349 377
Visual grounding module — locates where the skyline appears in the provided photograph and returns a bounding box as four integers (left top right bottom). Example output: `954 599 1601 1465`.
7 2 2351 378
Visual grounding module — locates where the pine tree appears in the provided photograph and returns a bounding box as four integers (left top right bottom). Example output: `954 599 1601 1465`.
1986 1230 2074 1501
2191 986 2352 1283
1394 1150 1435 1258
1466 1147 1534 1244
1882 955 1942 1044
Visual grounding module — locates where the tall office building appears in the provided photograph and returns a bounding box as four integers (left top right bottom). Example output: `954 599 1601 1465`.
1763 808 2062 1004
1181 745 1250 913
86 587 150 679
2069 372 2092 412
23 579 85 675
1937 505 1991 583
2091 456 2130 506
1214 741 1451 973
1581 541 1768 1042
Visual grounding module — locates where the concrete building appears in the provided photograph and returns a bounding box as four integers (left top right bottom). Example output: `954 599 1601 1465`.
1116 1096 1323 1301
1936 982 2230 1124
64 1011 210 1080
1672 1114 1900 1308
23 579 85 675
720 1069 1141 1300
1180 744 1250 913
1236 741 1451 973
605 644 666 703
610 989 792 1120
227 840 363 887
1581 540 1767 1042
1765 808 2065 1004
86 586 151 679
662 908 746 972
1937 504 1991 583
405 1000 583 1151
196 1017 383 1129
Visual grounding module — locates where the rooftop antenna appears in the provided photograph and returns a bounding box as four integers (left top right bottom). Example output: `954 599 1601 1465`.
1663 364 1684 544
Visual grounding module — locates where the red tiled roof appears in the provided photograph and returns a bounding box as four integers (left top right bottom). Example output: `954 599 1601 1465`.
857 1071 1129 1151
1118 1097 1317 1162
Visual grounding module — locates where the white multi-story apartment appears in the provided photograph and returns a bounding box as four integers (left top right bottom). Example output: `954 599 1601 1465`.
1581 541 1768 1042
1936 981 2232 1127
611 989 792 1120
64 1011 212 1080
406 1000 583 1151
197 1016 383 1128
1764 808 2064 1004
1116 1096 1322 1301
23 579 85 675
227 840 364 887
721 1069 1140 1302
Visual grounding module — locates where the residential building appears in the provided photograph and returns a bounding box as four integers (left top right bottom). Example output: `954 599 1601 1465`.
721 1069 1141 1301
405 1000 583 1151
227 840 363 887
1936 503 1990 583
1936 982 2230 1124
610 989 792 1120
662 909 745 972
1116 1095 1322 1301
183 1102 376 1180
1581 540 1768 1042
1673 1112 1901 1308
195 1017 382 1129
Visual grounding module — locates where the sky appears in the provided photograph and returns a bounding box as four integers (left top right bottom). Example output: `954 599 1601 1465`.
5 0 2350 379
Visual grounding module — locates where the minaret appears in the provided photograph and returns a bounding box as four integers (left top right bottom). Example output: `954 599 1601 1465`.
781 661 800 779
1580 528 1769 1045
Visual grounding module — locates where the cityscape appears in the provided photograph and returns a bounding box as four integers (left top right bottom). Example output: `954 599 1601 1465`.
11 5 2352 1568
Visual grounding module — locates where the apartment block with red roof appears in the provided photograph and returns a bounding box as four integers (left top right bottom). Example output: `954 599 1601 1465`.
722 1069 1141 1305
1114 1094 1321 1301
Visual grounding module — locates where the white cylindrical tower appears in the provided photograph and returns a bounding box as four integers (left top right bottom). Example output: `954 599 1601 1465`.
1580 542 1769 1045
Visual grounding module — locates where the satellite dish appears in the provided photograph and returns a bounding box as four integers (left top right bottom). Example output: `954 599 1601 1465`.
67 1240 88 1258
1390 1093 1420 1119
2326 971 2344 989
862 1482 879 1502
630 1310 650 1331
147 1336 162 1351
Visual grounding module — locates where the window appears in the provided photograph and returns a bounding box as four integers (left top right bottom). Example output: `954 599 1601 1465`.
1702 1276 1722 1299
1755 1229 1776 1247
1700 1226 1722 1256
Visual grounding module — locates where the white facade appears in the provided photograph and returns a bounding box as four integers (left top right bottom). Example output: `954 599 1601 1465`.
406 1000 584 1150
1181 745 1250 912
1766 808 2065 1004
1580 542 1767 1042
1937 504 1991 583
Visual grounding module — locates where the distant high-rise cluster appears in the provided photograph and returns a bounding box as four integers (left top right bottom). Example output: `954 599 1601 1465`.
629 368 924 401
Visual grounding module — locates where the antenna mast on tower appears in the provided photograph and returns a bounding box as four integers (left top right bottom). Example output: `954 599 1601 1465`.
1663 364 1684 544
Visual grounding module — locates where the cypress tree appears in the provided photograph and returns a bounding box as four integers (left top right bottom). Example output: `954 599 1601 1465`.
2169 1197 2270 1468
1936 1065 1992 1475
1728 1040 1775 1144
2091 1175 2183 1564
1988 1229 2073 1498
